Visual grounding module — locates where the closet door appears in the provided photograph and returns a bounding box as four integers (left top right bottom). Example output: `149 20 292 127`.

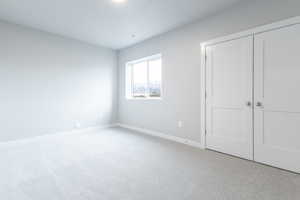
254 24 300 173
206 36 253 160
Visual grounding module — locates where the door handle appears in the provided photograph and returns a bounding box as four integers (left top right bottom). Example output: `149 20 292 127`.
256 102 263 108
246 101 252 107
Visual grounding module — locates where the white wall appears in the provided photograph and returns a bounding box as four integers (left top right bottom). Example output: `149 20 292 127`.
0 21 118 142
118 0 300 143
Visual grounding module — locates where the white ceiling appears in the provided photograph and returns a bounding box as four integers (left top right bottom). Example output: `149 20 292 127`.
0 0 247 49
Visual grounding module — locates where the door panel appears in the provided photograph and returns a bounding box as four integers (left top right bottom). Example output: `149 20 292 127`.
206 36 253 160
254 24 300 173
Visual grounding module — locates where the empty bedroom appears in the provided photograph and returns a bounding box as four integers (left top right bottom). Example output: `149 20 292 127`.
1 0 300 199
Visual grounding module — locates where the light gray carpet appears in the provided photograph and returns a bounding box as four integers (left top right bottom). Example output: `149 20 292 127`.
0 127 299 200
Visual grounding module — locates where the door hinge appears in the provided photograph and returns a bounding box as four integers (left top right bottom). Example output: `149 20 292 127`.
205 129 207 135
205 91 207 99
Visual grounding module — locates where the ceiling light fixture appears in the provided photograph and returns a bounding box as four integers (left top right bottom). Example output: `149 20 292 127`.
112 0 127 3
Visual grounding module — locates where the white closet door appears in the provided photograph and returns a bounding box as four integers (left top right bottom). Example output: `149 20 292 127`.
206 36 253 160
254 24 300 173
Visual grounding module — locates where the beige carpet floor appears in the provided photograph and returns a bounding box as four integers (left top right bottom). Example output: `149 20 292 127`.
0 127 300 200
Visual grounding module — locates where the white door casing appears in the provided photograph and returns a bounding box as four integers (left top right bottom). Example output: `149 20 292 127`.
201 17 300 172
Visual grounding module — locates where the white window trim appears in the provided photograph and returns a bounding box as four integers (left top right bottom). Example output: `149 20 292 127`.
126 54 162 100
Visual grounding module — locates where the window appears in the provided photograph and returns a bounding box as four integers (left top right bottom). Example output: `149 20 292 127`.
126 54 162 99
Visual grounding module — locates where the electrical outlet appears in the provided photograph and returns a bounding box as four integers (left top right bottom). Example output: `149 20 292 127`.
178 121 183 128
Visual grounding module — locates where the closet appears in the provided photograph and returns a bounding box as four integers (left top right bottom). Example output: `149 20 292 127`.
202 17 300 173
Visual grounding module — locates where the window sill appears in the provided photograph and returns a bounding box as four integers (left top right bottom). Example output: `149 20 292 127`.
126 97 162 101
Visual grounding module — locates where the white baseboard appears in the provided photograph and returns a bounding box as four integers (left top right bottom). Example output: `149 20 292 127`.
0 123 117 147
66 123 117 135
39 123 117 137
116 123 204 149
